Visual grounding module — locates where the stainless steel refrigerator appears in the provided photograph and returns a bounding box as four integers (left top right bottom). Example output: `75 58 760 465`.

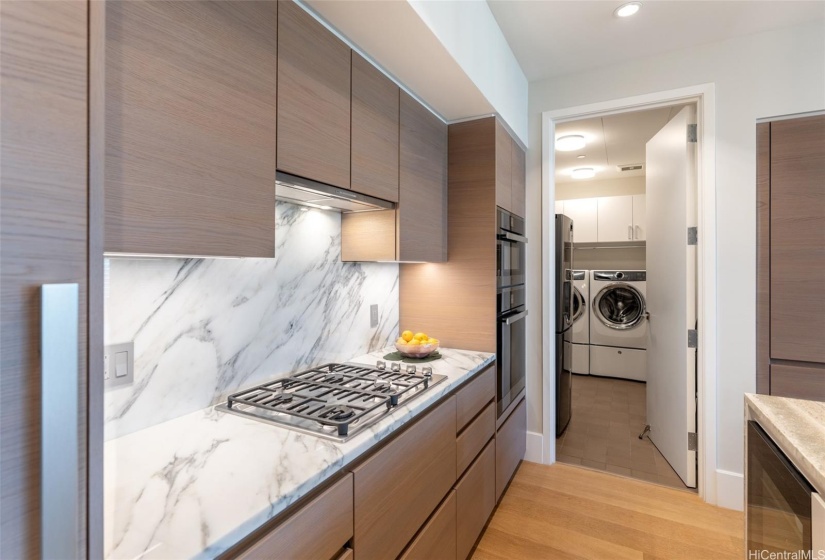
555 215 574 436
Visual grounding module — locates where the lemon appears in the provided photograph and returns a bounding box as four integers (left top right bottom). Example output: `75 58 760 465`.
429 338 439 345
414 332 428 341
401 330 414 342
408 338 421 346
396 337 407 345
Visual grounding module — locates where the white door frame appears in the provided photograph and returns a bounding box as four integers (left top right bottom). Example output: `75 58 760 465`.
540 83 718 505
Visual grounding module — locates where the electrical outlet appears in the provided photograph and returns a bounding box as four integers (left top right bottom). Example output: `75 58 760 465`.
370 304 379 328
104 341 134 389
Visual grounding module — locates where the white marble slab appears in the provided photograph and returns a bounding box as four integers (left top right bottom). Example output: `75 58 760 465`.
746 393 825 495
104 202 399 440
104 347 495 560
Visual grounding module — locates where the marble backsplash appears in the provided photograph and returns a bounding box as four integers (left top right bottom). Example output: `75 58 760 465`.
104 202 399 440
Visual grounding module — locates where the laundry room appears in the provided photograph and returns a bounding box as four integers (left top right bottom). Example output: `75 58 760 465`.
553 102 699 491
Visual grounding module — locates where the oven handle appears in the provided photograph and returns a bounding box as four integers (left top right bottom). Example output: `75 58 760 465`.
497 231 528 244
500 309 528 325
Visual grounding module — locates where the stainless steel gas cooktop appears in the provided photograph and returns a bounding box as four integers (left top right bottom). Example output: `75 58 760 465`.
216 362 446 442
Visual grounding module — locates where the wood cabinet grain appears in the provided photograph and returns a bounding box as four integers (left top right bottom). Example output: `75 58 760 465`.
351 51 399 202
456 440 496 560
756 122 771 395
103 1 277 257
495 120 513 212
495 397 526 502
770 363 825 402
352 397 456 560
456 365 496 432
511 140 526 218
398 91 448 262
233 474 353 560
400 491 457 560
341 210 396 262
1 2 90 556
769 115 825 364
278 1 350 189
457 402 495 478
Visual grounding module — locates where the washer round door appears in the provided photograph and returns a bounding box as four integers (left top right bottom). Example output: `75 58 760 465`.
572 286 586 323
593 283 646 330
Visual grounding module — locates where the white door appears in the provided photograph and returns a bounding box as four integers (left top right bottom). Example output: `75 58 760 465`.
632 194 646 241
645 105 698 488
562 198 598 243
597 195 633 242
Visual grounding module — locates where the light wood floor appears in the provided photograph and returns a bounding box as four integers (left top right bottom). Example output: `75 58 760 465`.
473 462 744 560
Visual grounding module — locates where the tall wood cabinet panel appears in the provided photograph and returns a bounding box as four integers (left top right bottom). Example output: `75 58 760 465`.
400 118 497 351
757 114 825 400
103 1 277 257
1 1 91 556
351 51 399 202
511 141 526 218
398 91 448 262
278 1 350 189
495 120 512 212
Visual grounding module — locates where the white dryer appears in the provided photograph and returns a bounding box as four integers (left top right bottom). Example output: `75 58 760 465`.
589 270 648 382
570 270 590 374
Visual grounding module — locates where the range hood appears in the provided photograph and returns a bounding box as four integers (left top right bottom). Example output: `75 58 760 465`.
275 171 394 213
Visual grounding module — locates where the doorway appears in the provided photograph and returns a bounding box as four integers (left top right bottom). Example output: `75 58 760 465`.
540 84 718 504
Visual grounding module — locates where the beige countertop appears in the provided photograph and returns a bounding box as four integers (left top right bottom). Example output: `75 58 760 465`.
745 393 825 494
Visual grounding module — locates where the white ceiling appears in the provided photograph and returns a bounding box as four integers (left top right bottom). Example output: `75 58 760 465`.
555 104 689 184
488 1 825 81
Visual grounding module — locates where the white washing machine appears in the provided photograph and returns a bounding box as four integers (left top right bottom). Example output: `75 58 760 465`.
589 270 648 382
571 270 590 374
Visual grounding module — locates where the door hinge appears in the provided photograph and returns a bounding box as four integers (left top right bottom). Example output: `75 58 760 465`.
687 227 698 245
687 124 698 143
688 432 698 451
688 329 698 349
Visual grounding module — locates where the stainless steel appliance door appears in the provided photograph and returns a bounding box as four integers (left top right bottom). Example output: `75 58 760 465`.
497 307 527 416
556 330 573 437
555 215 574 332
747 421 813 555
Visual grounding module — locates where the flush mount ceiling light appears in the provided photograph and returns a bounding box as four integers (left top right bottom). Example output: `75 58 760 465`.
572 168 596 179
576 154 586 159
556 134 586 152
614 2 641 17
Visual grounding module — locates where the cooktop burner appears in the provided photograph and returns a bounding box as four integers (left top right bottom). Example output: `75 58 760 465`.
217 362 446 441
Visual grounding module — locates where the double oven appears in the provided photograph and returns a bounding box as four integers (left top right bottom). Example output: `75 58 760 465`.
496 208 527 417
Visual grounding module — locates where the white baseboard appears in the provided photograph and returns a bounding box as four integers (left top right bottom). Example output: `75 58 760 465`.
525 430 545 463
715 469 744 511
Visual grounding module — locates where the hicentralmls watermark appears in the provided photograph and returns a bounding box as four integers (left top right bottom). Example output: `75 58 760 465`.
748 551 825 560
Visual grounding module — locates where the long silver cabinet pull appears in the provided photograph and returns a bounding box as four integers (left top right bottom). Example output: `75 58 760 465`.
627 225 632 240
41 283 80 560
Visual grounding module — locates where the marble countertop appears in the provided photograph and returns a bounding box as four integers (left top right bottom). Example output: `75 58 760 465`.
745 393 825 494
104 347 495 560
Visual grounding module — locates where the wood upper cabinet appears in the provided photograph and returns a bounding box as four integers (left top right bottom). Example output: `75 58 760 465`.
103 1 277 257
278 1 350 189
495 120 513 212
352 396 456 560
511 140 526 218
351 51 399 202
398 91 448 262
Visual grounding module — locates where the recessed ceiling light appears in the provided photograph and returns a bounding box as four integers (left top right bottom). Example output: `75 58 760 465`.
556 135 586 151
572 168 596 179
577 154 586 159
614 2 641 18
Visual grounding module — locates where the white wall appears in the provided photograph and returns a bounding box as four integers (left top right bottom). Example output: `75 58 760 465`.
556 175 645 200
525 21 825 506
408 0 528 144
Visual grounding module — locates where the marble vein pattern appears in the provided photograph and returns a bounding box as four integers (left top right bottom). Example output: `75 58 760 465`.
104 202 399 440
104 348 495 560
746 393 825 494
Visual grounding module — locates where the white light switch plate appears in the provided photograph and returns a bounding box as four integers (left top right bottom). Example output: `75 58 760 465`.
104 341 134 389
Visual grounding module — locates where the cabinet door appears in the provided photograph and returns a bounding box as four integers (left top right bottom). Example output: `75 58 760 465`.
597 195 634 243
399 491 457 560
398 92 448 262
511 140 526 218
632 194 646 241
562 198 598 243
351 52 399 202
495 397 526 501
456 440 496 560
352 396 456 560
278 1 350 189
104 1 277 257
495 120 512 212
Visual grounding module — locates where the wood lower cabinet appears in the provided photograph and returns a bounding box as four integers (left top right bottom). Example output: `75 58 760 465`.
496 397 526 501
352 397 456 560
102 1 277 257
756 114 825 399
278 1 350 189
456 440 496 560
233 474 353 560
351 51 399 203
457 402 495 478
400 491 457 560
456 365 496 431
